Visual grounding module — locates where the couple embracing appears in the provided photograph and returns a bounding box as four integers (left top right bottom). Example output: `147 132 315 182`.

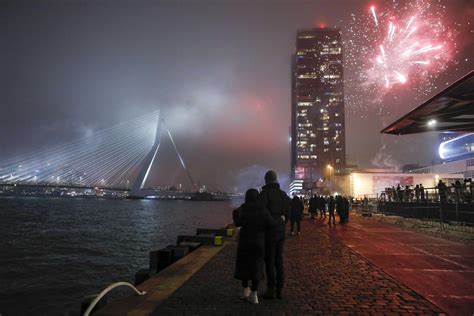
232 170 290 304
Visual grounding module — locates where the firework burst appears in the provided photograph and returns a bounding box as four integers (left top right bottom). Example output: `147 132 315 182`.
344 0 456 110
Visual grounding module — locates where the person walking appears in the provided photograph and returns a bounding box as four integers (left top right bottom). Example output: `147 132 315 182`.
328 195 336 226
233 188 274 304
290 194 304 235
259 170 290 300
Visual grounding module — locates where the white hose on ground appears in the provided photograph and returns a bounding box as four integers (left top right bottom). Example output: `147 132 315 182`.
83 281 146 316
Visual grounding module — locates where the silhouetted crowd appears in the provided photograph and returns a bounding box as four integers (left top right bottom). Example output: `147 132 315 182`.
306 194 351 225
382 178 474 204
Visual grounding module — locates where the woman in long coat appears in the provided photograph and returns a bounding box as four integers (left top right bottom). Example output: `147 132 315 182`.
233 188 274 304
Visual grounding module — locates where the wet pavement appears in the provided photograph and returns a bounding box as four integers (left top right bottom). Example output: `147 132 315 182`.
153 214 458 315
320 215 474 316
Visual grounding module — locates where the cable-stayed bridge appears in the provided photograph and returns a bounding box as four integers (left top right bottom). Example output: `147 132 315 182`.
0 111 212 199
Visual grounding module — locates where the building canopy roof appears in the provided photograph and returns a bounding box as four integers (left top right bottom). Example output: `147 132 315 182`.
381 70 474 135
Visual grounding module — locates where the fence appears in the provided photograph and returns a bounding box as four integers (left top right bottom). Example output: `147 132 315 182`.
373 185 474 233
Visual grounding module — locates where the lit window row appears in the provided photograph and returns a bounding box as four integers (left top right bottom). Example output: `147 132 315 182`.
298 74 318 79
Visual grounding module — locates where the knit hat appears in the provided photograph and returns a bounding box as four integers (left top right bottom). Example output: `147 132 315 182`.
264 170 278 184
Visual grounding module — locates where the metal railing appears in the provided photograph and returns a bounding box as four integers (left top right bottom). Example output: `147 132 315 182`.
373 185 474 233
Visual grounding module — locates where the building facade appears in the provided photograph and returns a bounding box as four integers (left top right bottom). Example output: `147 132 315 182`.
290 27 346 193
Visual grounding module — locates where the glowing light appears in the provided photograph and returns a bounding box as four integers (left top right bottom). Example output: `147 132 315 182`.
344 0 455 109
364 4 451 90
394 71 407 83
439 143 446 159
412 61 430 65
370 6 378 27
0 111 160 188
438 133 474 160
379 45 386 57
427 119 437 127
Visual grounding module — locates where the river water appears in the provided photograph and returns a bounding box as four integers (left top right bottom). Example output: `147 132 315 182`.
0 197 236 315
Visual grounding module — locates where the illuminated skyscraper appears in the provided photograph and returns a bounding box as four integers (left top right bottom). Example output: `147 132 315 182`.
290 28 346 191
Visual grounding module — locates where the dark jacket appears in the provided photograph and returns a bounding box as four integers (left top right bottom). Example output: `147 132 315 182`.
328 198 336 212
308 196 317 212
319 196 326 210
258 183 290 240
233 202 274 281
290 196 304 221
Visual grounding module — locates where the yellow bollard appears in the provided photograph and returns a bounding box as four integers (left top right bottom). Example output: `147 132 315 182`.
226 228 234 237
214 236 223 246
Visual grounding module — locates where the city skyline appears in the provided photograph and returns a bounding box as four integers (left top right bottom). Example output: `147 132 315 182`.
1 0 472 191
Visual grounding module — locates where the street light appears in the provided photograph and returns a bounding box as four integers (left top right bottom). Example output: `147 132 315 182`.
327 165 333 194
327 164 333 177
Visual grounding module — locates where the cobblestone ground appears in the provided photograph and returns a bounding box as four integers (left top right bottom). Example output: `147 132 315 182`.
154 219 443 315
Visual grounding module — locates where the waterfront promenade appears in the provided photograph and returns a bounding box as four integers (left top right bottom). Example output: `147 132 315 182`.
98 215 474 315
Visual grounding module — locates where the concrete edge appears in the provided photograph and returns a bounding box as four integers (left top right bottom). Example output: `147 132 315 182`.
94 243 231 316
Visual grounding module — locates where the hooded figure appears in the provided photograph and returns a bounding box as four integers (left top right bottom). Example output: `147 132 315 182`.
233 188 274 304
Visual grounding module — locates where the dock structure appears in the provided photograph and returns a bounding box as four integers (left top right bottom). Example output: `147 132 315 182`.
96 215 474 315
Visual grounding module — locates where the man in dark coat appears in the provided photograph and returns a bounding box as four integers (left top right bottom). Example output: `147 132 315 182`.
328 196 336 226
233 188 274 304
308 195 317 218
259 170 290 300
290 195 304 235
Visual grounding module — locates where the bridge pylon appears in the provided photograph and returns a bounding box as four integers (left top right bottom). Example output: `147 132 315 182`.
129 113 162 198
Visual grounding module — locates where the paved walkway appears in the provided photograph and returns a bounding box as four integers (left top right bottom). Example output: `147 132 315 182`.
319 215 474 316
153 216 450 315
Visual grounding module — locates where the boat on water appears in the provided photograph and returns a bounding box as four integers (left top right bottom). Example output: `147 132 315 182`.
190 192 231 201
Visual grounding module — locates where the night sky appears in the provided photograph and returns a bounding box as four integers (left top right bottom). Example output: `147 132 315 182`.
1 0 473 191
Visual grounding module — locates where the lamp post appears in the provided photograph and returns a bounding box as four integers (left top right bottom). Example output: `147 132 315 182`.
327 165 333 194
